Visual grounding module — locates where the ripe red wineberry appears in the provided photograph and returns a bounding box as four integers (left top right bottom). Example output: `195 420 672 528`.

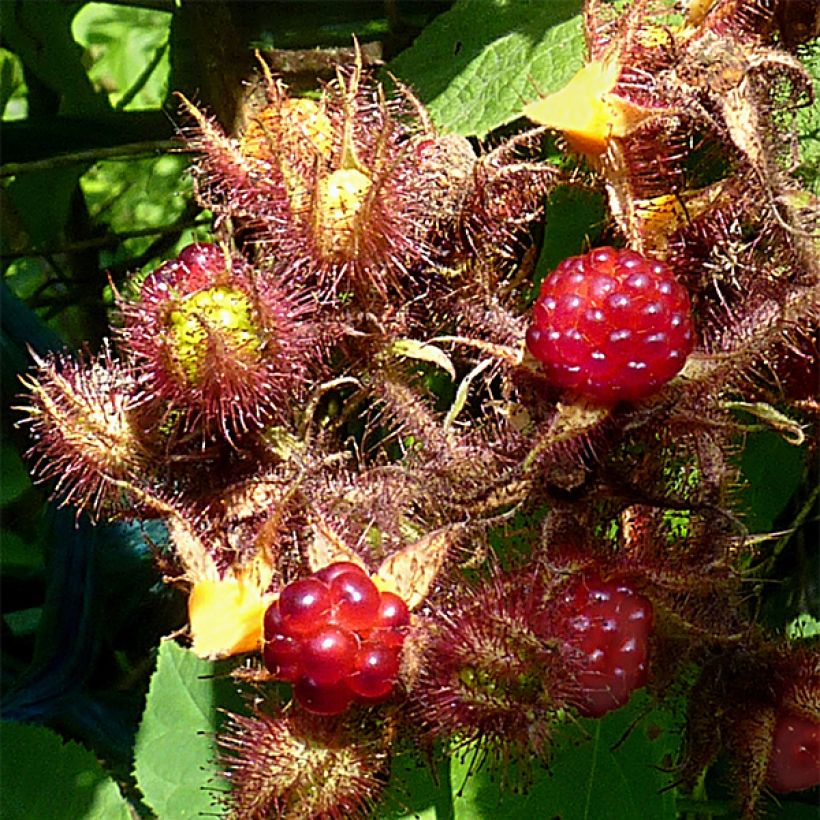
300 625 359 685
262 634 302 682
348 642 401 700
315 561 369 585
277 577 332 636
375 591 411 629
293 676 354 716
527 246 694 404
329 571 381 631
562 574 654 717
262 565 411 715
766 710 820 793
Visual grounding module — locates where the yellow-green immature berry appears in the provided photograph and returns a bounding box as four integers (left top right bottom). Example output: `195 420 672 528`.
167 286 262 385
315 168 372 259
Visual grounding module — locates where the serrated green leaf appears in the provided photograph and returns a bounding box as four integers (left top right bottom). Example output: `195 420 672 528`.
451 692 679 820
133 640 242 818
0 721 131 820
393 338 456 381
390 0 584 138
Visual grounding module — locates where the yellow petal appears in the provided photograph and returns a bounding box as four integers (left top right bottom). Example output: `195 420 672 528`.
189 576 271 660
523 60 649 159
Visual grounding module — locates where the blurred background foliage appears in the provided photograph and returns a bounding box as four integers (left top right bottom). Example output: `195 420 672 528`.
0 1 816 818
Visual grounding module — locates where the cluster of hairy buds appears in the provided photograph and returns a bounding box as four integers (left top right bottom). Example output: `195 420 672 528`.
180 59 481 300
14 1 819 817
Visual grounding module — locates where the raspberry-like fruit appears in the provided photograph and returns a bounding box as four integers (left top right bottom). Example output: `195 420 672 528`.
262 562 410 715
329 571 381 631
561 574 654 717
526 246 695 404
766 710 820 793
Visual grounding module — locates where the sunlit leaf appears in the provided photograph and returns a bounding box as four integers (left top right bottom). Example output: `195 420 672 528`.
390 0 584 138
133 640 241 818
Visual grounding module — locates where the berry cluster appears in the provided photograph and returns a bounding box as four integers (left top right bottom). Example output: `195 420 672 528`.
263 562 410 715
527 246 694 404
559 574 654 717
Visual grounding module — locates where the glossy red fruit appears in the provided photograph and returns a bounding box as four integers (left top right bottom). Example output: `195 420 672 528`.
315 561 369 585
348 642 401 701
294 676 354 716
526 246 694 404
766 711 820 793
375 591 411 629
262 634 302 682
278 578 332 636
177 242 226 278
329 571 381 631
562 574 654 718
300 625 359 684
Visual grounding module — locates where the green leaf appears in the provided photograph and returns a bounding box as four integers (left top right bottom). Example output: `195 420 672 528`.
787 612 820 640
0 529 44 577
451 692 679 819
795 40 819 194
1 440 32 506
390 0 585 138
533 184 607 295
0 47 28 121
382 749 454 819
0 0 110 116
72 4 172 111
738 431 806 534
133 640 242 818
0 721 131 820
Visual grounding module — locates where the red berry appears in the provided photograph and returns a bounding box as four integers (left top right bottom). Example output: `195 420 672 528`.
262 634 302 682
278 578 332 636
294 676 354 716
766 711 820 793
526 246 694 404
562 574 653 718
315 561 369 585
375 591 410 629
300 625 359 684
263 600 286 640
329 571 381 631
348 642 400 701
177 242 226 279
